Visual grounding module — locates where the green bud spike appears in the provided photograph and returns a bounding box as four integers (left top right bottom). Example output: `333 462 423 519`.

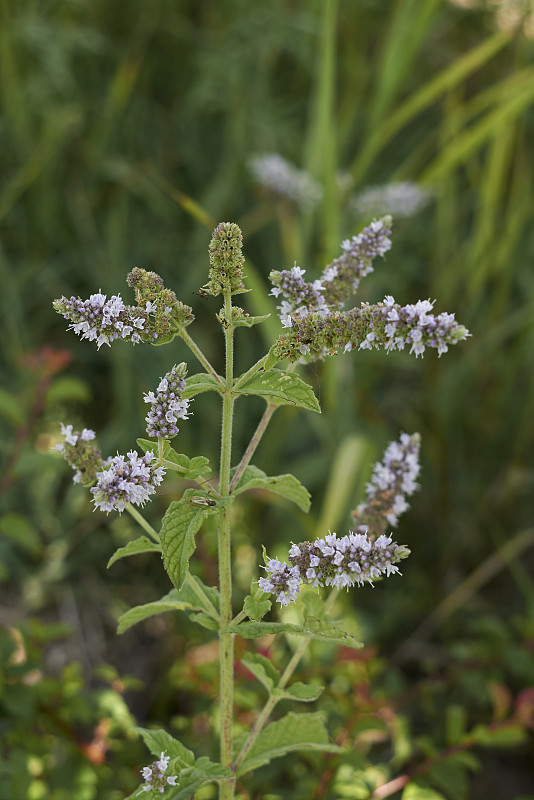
201 222 247 297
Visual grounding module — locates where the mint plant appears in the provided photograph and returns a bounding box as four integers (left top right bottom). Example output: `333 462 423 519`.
53 220 469 799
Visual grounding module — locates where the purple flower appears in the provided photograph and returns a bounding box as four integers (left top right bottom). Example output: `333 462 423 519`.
138 751 177 795
352 433 421 535
320 217 392 307
144 364 191 439
55 423 102 486
53 292 151 348
258 559 301 606
259 531 409 605
271 295 469 363
91 450 165 513
269 265 330 330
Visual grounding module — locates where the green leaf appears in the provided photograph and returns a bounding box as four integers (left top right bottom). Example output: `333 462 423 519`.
189 612 219 631
107 535 161 568
117 588 200 634
233 313 271 328
300 591 326 619
243 591 272 621
236 711 342 776
182 373 223 398
234 369 320 413
135 727 195 767
136 439 211 480
167 757 233 800
233 465 311 512
160 495 216 590
0 388 24 427
277 681 323 703
241 653 281 692
402 783 447 800
230 617 363 649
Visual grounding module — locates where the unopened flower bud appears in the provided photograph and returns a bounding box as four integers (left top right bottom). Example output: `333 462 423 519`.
201 222 247 296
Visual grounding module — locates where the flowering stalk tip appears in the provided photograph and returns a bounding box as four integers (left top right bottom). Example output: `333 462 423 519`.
55 424 102 485
352 433 421 536
144 363 191 439
201 222 247 297
138 751 177 794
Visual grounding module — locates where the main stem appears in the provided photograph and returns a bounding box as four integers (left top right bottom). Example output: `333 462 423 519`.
219 293 236 800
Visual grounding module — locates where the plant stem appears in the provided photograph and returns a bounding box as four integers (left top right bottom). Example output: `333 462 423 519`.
229 361 298 493
232 353 269 391
125 504 160 543
179 328 225 388
234 589 340 771
218 292 236 800
229 402 278 492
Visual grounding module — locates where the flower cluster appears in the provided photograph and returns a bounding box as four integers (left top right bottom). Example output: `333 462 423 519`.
320 217 393 308
54 269 194 350
249 153 322 210
269 265 330 327
127 267 194 339
139 751 177 794
201 222 247 297
53 292 150 349
144 364 191 439
268 218 392 328
351 182 432 219
270 295 469 362
259 531 410 606
91 450 165 513
55 424 102 485
352 433 421 536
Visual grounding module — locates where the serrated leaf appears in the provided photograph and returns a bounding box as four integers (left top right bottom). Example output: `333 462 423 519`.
243 591 272 621
166 758 233 800
235 369 320 413
107 535 161 568
233 465 311 512
278 681 323 702
242 653 281 692
117 588 199 634
135 727 195 766
233 313 271 328
136 439 211 480
230 617 363 649
160 497 216 590
182 373 223 398
236 711 342 776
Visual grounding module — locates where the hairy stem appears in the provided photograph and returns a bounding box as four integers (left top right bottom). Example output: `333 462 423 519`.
234 589 340 771
125 504 160 543
218 293 236 800
179 328 225 388
232 353 269 391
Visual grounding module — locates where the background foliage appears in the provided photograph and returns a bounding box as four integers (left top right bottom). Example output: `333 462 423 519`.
1 0 533 798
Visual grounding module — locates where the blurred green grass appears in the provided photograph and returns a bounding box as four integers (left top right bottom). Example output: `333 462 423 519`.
1 0 534 797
